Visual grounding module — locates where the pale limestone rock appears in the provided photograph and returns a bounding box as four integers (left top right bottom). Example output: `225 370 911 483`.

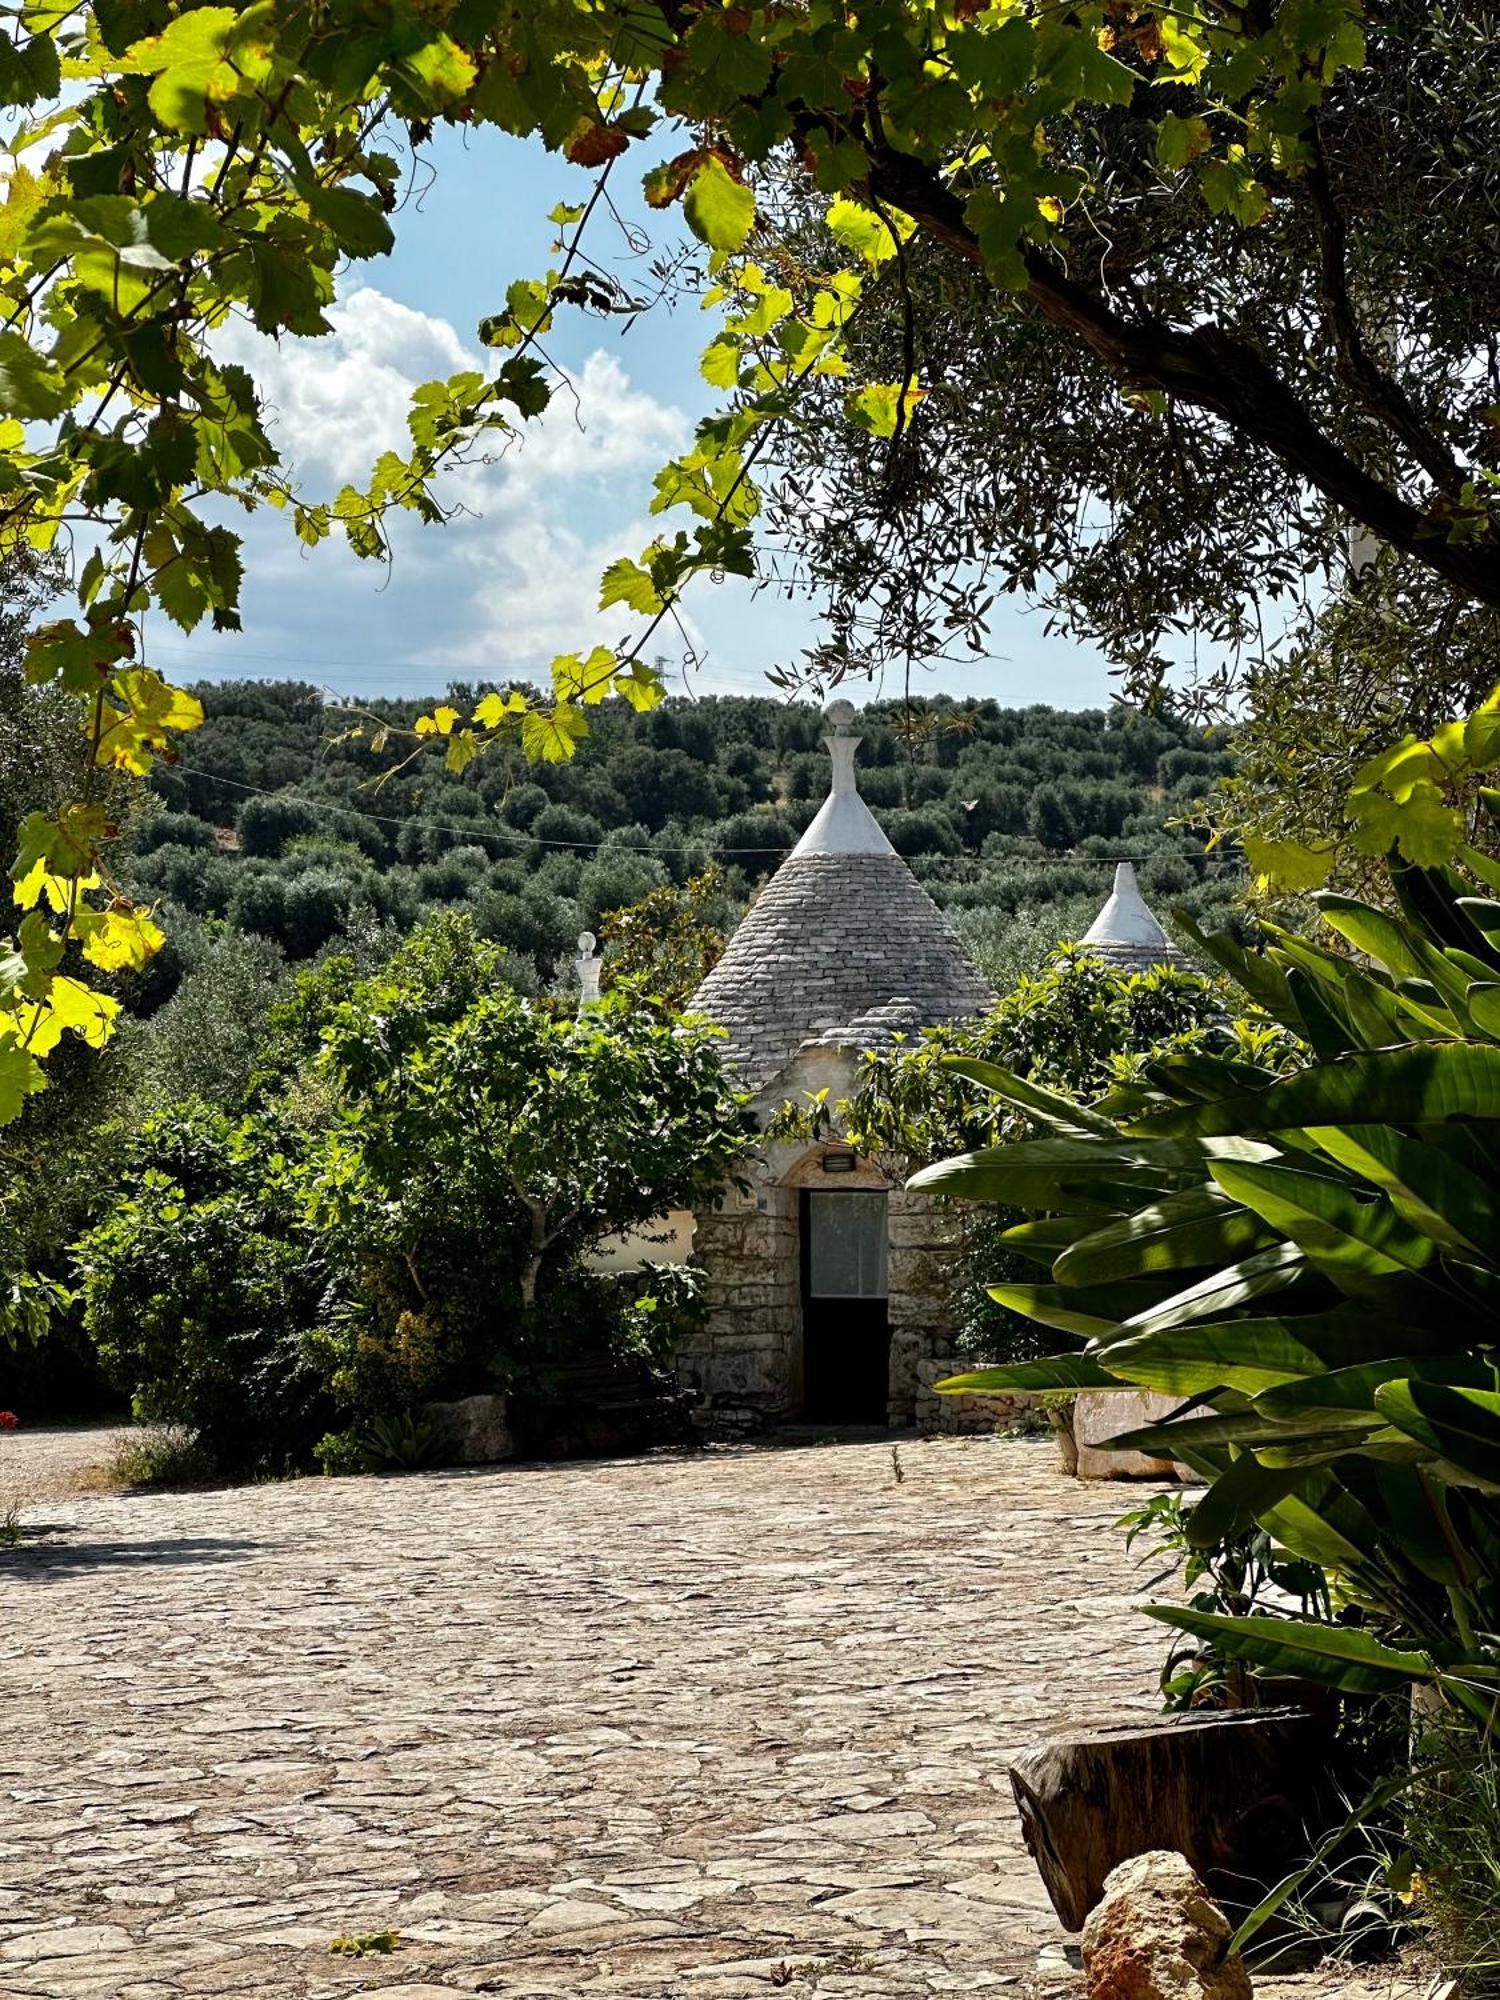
1081 1850 1251 2000
1072 1391 1180 1480
425 1391 512 1465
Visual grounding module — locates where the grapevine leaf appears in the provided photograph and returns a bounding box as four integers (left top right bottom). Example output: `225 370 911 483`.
683 158 755 252
0 1033 46 1124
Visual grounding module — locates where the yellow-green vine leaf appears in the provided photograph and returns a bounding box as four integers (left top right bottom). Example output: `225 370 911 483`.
1241 835 1333 892
599 557 665 615
0 1032 46 1123
846 381 927 439
1348 779 1464 867
473 689 527 729
551 647 618 707
521 703 590 762
683 158 755 253
75 904 166 973
5 976 120 1055
825 198 912 267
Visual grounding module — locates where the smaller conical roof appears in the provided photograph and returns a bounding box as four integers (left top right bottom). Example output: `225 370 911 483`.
1081 862 1192 971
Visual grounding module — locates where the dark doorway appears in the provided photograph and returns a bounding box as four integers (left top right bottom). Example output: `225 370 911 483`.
800 1188 891 1423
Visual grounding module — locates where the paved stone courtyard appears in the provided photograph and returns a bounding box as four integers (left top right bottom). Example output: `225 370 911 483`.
0 1431 1420 2000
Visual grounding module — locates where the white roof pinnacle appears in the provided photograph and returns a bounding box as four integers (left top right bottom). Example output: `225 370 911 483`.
789 715 895 858
1082 861 1170 950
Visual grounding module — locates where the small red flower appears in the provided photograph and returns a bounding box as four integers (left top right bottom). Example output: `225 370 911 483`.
0 1412 18 1430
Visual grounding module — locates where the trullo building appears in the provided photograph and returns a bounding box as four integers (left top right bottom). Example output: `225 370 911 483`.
678 702 993 1429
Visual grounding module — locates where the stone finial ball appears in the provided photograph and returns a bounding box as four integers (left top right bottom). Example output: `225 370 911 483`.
824 697 857 731
577 931 597 955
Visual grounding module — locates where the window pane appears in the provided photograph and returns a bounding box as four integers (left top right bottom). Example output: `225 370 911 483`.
808 1191 889 1298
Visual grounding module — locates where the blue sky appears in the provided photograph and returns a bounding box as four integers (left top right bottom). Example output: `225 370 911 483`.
155 129 1119 711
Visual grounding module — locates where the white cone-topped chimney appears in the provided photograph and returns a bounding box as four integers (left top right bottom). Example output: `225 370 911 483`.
789 699 896 858
576 929 603 1004
1082 861 1170 951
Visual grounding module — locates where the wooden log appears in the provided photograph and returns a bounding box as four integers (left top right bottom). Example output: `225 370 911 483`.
1008 1707 1330 1933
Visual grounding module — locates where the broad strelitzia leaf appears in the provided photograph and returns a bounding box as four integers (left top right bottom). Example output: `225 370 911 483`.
1102 1409 1282 1458
1256 1355 1495 1428
1135 1044 1500 1139
1306 1124 1496 1260
938 1055 1117 1135
986 1281 1149 1337
1142 1608 1436 1693
1338 1460 1472 1588
1393 860 1500 969
910 1134 1278 1212
1107 1239 1309 1341
1254 1427 1406 1469
933 1354 1122 1394
1313 894 1428 980
1467 982 1500 1037
1374 1379 1500 1492
1094 1306 1459 1400
1054 1184 1274 1287
1173 910 1300 1025
1185 1451 1313 1548
997 1216 1094 1266
1209 1159 1443 1296
1258 1469 1388 1573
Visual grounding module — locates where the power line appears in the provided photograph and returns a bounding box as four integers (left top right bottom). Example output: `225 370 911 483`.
147 639 784 697
171 764 1233 873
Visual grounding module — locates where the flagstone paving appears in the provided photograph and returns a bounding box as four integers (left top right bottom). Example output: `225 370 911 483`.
0 1431 1416 2000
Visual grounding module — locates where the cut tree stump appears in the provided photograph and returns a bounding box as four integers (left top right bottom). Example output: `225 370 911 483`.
1008 1707 1330 1932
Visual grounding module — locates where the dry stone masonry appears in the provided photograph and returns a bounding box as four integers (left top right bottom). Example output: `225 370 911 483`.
684 706 992 1429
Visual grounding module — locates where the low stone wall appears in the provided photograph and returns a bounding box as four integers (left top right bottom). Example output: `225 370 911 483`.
913 1356 1034 1436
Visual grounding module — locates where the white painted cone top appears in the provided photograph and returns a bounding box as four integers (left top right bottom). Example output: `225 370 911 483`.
1082 861 1171 949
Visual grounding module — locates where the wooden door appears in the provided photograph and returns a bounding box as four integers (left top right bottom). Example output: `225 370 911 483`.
800 1188 890 1423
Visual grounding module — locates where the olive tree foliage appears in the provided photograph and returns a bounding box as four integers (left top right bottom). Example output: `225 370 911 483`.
3 0 1492 1125
756 0 1500 718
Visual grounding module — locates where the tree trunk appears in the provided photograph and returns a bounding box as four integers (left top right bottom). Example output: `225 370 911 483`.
1008 1708 1330 1932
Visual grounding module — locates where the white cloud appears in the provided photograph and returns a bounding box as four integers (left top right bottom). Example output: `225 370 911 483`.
218 286 473 485
504 349 686 491
202 285 694 677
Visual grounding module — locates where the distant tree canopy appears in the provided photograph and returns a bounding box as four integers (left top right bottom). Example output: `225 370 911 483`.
125 681 1240 988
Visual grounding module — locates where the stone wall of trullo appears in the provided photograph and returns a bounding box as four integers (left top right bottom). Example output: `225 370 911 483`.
680 1144 995 1432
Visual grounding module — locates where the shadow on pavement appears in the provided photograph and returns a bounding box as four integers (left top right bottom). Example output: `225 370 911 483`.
0 1534 259 1579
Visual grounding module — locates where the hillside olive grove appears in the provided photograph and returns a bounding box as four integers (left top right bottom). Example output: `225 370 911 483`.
132 679 1241 992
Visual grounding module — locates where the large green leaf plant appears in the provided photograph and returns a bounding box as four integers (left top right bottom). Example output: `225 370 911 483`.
918 702 1500 1732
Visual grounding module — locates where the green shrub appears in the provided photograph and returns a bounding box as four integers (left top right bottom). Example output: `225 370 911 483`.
314 1409 451 1476
237 792 320 858
73 1103 335 1474
107 1425 219 1490
304 973 752 1420
1406 1729 1500 1994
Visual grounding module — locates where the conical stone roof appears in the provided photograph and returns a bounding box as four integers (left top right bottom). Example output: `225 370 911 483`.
690 706 993 1089
1080 861 1193 972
